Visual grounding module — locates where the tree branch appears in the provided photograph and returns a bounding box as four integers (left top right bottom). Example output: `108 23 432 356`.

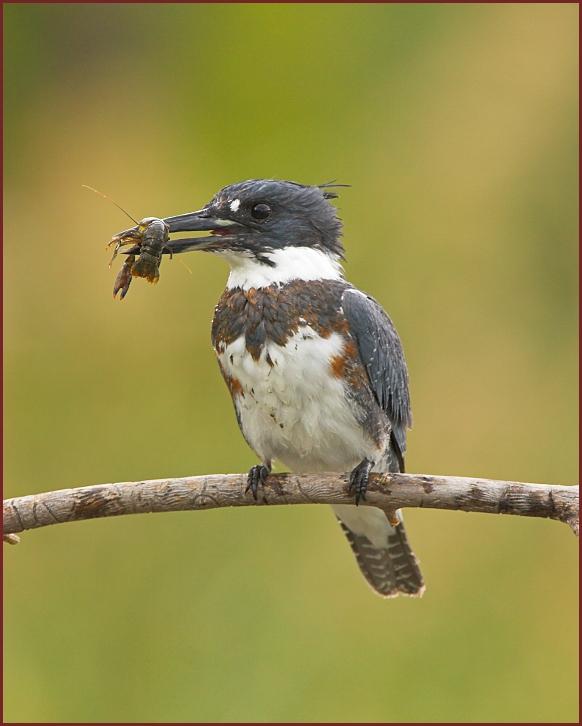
3 472 578 543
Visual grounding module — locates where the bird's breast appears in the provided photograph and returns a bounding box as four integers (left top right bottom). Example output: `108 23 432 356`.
211 281 380 470
211 279 350 357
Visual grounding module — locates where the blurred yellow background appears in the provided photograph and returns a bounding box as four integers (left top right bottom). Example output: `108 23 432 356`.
4 3 578 723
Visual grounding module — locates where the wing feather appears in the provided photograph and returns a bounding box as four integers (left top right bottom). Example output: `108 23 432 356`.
342 288 412 454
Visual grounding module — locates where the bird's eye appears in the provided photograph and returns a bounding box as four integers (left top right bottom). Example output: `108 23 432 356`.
251 203 271 220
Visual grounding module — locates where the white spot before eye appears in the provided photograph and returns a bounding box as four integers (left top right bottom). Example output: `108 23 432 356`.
230 199 241 213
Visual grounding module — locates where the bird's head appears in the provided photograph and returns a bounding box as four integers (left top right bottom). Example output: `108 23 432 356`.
150 179 346 287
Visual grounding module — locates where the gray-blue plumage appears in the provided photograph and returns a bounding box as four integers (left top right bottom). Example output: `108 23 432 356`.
342 288 412 466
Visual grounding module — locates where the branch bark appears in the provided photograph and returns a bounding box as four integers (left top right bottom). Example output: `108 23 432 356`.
3 472 578 543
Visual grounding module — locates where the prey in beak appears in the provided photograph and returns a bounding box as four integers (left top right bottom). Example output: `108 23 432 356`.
108 208 247 298
108 217 171 299
113 208 246 259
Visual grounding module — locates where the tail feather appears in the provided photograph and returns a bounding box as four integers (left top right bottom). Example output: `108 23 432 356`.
332 440 425 598
333 505 425 598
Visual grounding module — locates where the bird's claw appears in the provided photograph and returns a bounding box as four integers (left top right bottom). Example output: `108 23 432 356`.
349 459 374 506
246 464 270 500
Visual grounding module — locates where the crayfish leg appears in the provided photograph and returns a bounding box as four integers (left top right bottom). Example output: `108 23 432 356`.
113 254 135 299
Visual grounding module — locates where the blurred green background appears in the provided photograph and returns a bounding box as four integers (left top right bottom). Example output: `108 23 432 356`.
4 3 578 723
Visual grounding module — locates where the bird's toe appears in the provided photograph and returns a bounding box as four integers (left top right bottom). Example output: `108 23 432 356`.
349 459 374 505
246 464 271 500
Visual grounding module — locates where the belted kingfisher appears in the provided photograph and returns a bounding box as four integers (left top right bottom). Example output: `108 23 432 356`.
156 179 424 597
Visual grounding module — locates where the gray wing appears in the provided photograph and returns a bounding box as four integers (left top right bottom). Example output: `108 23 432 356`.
342 288 412 462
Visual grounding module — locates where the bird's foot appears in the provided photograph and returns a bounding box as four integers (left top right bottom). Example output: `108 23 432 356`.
349 458 374 505
246 463 271 500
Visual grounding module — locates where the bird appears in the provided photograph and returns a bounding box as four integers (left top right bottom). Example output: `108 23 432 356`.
146 179 425 597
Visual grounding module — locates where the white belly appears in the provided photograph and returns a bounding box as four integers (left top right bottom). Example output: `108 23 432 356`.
217 328 377 472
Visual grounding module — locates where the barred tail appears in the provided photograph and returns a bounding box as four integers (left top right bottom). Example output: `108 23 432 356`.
332 506 425 598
